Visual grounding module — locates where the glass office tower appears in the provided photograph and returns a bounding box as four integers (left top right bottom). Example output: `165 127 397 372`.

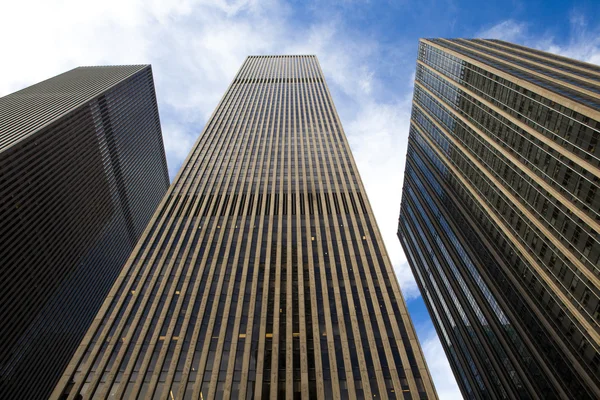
398 38 600 399
0 66 169 399
53 55 437 399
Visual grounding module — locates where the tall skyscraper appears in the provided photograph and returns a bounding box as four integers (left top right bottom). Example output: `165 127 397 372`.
0 66 169 399
398 38 600 399
53 55 437 399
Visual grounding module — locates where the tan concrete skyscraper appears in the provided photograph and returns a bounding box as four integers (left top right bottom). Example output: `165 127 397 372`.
53 56 437 399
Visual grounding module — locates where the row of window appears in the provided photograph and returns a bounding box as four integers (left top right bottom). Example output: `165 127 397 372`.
409 109 600 393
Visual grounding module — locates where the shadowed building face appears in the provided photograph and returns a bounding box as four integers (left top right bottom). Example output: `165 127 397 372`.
53 55 438 400
0 66 169 399
399 38 600 399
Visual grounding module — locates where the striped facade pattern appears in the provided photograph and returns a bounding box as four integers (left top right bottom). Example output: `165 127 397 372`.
0 66 169 399
398 38 600 399
53 55 437 400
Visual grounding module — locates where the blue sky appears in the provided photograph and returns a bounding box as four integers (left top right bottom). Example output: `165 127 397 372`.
2 0 600 398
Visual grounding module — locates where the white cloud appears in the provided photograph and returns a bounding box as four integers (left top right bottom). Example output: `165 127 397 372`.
477 20 527 42
420 327 463 399
476 14 600 65
161 122 197 174
345 97 420 299
539 13 600 65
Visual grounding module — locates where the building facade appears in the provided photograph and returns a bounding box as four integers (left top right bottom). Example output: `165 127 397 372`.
53 55 437 399
0 66 169 399
398 38 600 399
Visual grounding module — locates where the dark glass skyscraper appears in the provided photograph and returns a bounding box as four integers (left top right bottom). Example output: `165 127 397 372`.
0 65 169 399
53 55 437 399
398 39 600 399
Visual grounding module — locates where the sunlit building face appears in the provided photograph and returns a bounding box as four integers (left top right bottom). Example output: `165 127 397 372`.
54 56 437 400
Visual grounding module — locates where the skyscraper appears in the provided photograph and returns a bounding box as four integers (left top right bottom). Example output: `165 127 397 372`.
398 38 600 399
0 66 169 399
53 55 437 399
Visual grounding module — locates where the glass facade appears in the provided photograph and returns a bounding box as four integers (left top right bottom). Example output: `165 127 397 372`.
53 56 437 399
398 39 600 399
0 66 169 399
